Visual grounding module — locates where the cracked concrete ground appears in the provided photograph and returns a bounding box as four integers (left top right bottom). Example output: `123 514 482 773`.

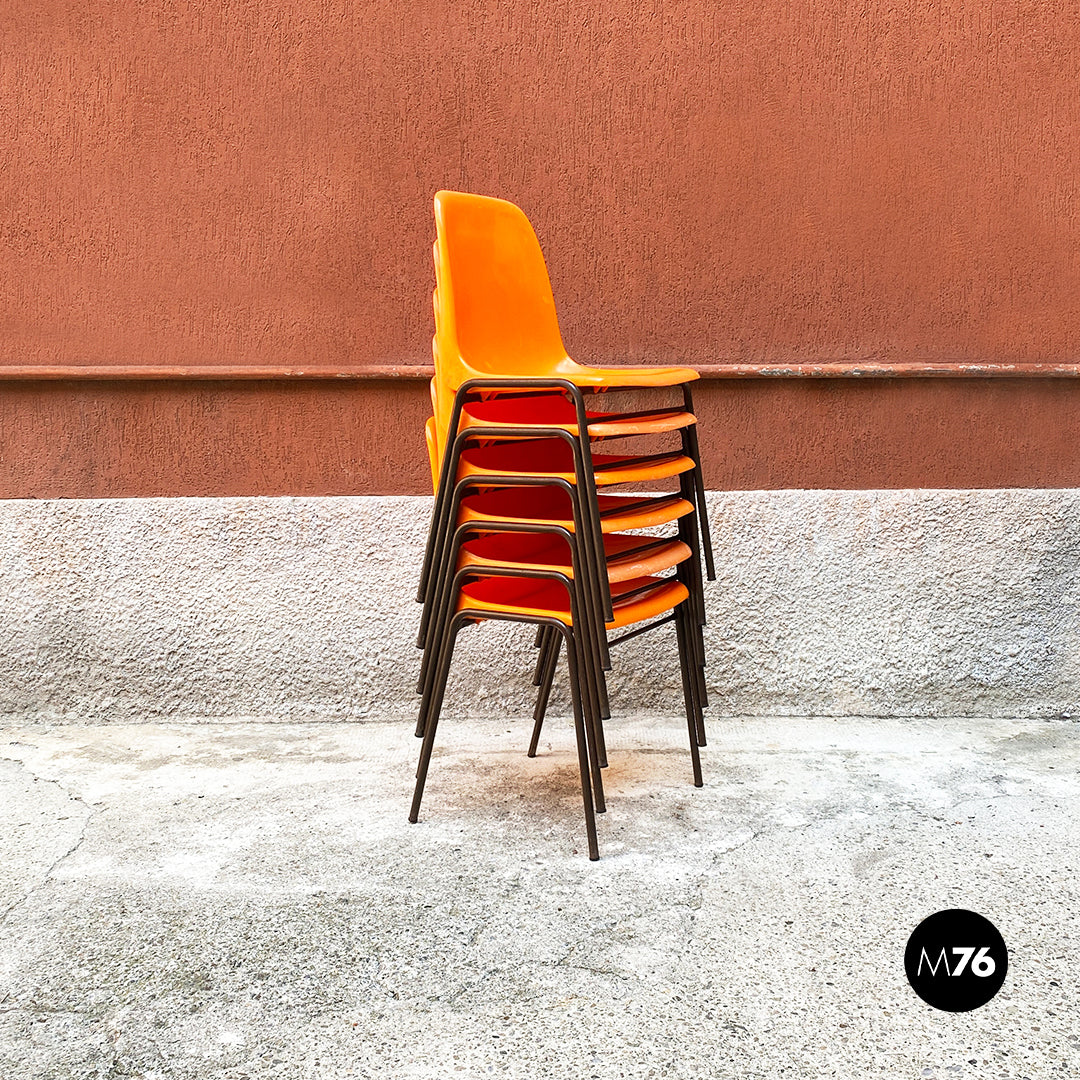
0 714 1077 1079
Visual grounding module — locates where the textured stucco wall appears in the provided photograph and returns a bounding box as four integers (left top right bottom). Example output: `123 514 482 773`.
1 492 1077 724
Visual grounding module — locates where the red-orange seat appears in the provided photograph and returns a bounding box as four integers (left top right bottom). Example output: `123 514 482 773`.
458 574 689 629
459 532 692 585
457 437 694 487
462 393 696 439
458 485 694 534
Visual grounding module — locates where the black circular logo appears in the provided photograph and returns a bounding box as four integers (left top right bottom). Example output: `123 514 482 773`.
904 909 1008 1012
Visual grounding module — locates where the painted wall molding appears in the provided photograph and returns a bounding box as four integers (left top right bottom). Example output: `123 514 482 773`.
2 362 1080 380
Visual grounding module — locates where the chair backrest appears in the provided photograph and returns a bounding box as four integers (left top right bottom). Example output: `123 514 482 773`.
424 414 440 493
430 191 574 450
433 190 568 378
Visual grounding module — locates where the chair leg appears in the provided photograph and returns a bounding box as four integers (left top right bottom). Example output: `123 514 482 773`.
577 559 612 727
415 485 464 691
674 538 709 747
676 488 710 716
576 434 615 627
677 503 707 642
414 599 449 739
415 474 450 606
560 515 610 761
569 477 612 675
675 603 704 788
532 625 554 685
410 617 463 822
559 625 601 859
527 574 609 777
416 521 475 737
529 620 609 787
528 629 561 756
415 543 456 737
569 626 606 814
577 603 609 770
690 615 708 747
415 483 453 646
680 478 708 629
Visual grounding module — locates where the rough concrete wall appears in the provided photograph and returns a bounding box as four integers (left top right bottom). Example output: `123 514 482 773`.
1 492 1076 724
2 1 1079 372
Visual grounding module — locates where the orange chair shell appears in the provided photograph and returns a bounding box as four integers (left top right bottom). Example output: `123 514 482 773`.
458 485 694 535
457 574 689 630
456 438 694 488
461 395 696 439
458 532 692 584
431 190 698 453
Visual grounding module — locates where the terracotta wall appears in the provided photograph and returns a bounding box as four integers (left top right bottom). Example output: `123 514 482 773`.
2 1 1078 495
3 377 1079 499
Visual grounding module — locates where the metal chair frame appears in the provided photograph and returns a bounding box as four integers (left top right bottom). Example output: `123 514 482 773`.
417 409 710 703
416 378 715 616
410 563 704 861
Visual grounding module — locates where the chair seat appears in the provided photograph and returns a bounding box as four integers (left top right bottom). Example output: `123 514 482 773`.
459 531 692 583
458 574 689 629
462 395 697 438
545 356 699 389
457 438 694 486
458 485 694 533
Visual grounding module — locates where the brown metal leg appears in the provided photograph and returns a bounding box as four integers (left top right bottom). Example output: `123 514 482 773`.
559 624 601 859
532 625 555 685
675 602 704 787
410 616 463 822
528 630 561 757
682 384 715 581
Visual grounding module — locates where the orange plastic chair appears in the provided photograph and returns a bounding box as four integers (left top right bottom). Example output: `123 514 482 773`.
411 193 714 859
430 190 700 451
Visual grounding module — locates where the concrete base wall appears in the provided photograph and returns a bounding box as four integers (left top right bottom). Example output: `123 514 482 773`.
1 491 1077 724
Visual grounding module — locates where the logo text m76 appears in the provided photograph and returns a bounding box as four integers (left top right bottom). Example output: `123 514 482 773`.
917 947 997 978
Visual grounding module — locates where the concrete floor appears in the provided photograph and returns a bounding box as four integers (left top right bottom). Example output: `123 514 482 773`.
0 713 1077 1079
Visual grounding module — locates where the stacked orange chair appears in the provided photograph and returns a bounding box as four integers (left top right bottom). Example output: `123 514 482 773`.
409 191 712 860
